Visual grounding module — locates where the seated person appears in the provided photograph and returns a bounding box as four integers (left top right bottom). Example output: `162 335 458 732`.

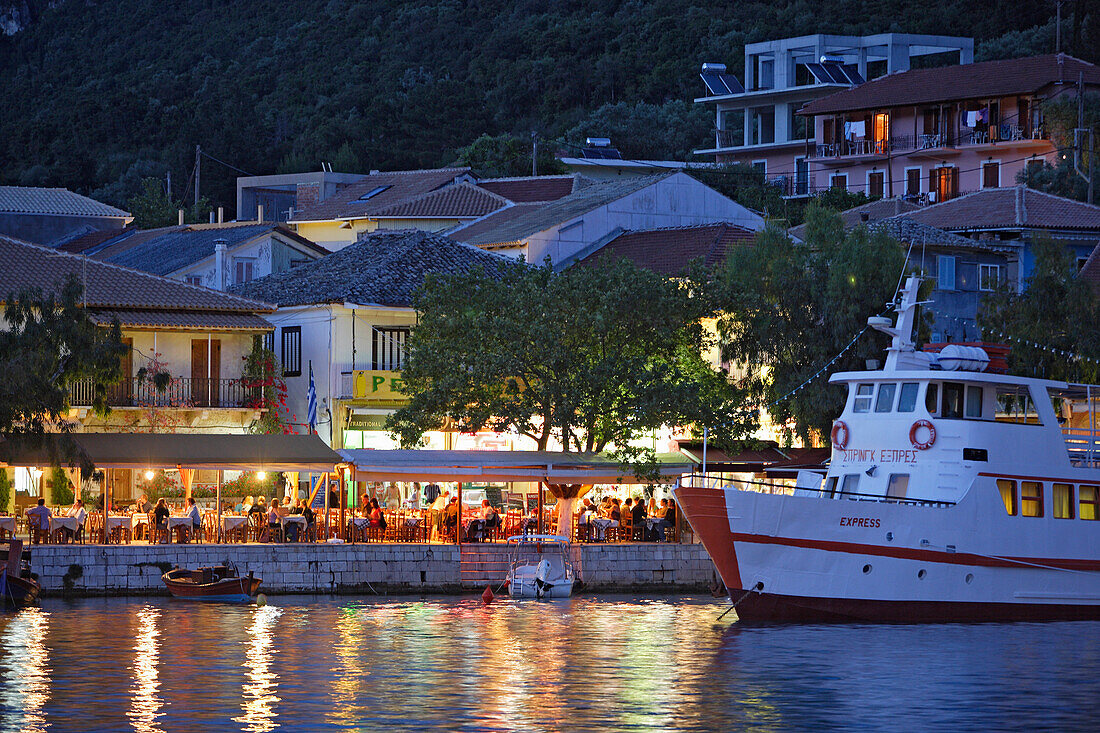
650 498 672 541
477 500 500 540
153 498 170 543
134 493 153 514
609 498 621 523
442 496 459 535
26 498 51 539
267 498 282 542
301 501 316 539
248 497 267 517
236 495 253 514
368 498 386 531
185 497 202 541
631 497 646 539
66 499 87 542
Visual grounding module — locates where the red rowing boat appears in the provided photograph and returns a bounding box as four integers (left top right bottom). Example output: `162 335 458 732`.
162 565 261 603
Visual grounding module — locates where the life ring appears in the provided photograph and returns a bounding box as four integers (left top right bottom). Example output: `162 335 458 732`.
909 419 936 450
830 420 850 450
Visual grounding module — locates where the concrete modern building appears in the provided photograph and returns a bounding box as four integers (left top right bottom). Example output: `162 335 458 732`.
236 170 366 223
0 186 132 245
694 34 974 196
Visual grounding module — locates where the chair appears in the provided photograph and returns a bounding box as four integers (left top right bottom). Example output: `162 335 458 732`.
247 512 265 543
107 519 130 545
84 514 103 544
150 519 169 545
27 514 48 545
202 513 216 543
619 513 633 542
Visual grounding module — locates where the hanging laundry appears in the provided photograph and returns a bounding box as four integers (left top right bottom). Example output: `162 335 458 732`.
977 108 988 124
849 120 866 137
966 111 978 127
843 121 852 138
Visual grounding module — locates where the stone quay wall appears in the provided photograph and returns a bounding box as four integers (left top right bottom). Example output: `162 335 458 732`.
30 542 718 597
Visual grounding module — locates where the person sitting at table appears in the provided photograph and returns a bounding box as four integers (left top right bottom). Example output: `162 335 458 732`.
631 496 646 540
647 496 659 517
609 498 621 523
301 501 315 540
26 498 51 541
429 490 450 539
134 493 153 514
442 496 459 538
650 498 672 541
265 498 282 542
237 495 253 514
185 497 202 542
249 496 267 517
368 498 386 531
479 499 501 540
63 499 87 543
153 498 170 543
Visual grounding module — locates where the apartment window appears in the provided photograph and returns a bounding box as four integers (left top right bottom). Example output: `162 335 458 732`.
981 161 1000 189
868 171 884 198
898 383 919 412
875 383 897 412
789 103 808 140
965 386 983 418
997 479 1017 516
795 158 809 195
853 384 873 413
886 474 910 499
905 168 922 197
1021 481 1043 518
373 327 409 371
235 259 255 284
281 326 302 377
1080 485 1099 520
1053 483 1074 519
751 160 767 175
830 173 848 191
358 185 392 201
185 275 203 286
930 166 958 202
872 112 890 153
979 264 1002 291
938 255 956 290
289 259 308 268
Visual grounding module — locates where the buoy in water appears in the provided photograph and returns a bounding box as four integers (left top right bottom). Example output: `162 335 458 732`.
255 593 267 607
482 586 494 604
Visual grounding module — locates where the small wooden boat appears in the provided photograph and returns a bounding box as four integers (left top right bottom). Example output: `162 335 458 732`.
162 565 261 603
1 539 40 608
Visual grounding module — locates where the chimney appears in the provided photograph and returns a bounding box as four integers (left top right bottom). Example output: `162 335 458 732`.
214 240 228 290
257 204 264 223
296 182 321 212
178 209 185 226
208 211 215 224
1015 185 1027 226
217 207 224 224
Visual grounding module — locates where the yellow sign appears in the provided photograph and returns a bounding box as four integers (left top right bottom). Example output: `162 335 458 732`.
351 370 408 404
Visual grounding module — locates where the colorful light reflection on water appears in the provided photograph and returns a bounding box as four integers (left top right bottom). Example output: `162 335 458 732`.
0 595 1098 731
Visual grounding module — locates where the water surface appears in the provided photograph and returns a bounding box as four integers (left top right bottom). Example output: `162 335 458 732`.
0 594 1096 731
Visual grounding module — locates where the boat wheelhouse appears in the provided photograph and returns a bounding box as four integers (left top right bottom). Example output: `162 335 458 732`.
676 277 1100 622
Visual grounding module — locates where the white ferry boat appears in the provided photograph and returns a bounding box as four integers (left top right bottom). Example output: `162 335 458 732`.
676 277 1100 622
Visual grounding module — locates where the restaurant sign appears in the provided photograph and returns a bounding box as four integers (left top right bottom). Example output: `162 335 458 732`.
350 370 408 404
347 413 389 431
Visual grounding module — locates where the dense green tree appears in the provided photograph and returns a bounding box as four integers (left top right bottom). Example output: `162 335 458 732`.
127 177 181 229
564 101 713 161
714 205 906 445
978 238 1100 382
389 257 752 463
454 133 565 178
0 276 128 471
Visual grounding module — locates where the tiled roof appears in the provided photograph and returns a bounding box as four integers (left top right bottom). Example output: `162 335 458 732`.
53 226 130 254
801 54 1100 115
0 186 130 218
371 182 508 219
290 167 471 222
572 223 756 275
99 223 325 276
477 175 580 203
869 216 1000 251
906 186 1100 231
87 310 273 331
789 197 920 241
0 234 274 320
452 173 676 247
229 228 519 308
1079 241 1100 292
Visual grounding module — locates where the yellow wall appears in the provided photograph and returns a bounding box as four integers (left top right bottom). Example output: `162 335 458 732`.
295 217 466 250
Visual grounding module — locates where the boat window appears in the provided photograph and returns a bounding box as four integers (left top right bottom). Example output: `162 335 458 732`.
853 384 873 413
995 385 1040 424
1080 485 1099 520
824 476 838 498
1053 483 1074 519
965 386 983 418
997 479 1017 515
898 383 919 412
1021 481 1043 517
875 383 897 412
886 473 909 499
942 382 964 418
925 383 939 415
840 474 861 497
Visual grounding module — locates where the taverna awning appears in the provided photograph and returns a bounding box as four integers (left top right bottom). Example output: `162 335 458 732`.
338 449 695 484
0 433 342 472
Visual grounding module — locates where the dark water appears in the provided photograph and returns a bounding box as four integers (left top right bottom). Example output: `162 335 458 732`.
0 595 1097 732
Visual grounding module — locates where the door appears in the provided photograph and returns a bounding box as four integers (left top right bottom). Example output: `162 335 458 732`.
190 339 222 407
112 337 133 406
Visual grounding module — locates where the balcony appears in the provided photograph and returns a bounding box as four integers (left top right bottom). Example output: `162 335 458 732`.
813 137 891 162
958 124 1047 148
69 377 262 409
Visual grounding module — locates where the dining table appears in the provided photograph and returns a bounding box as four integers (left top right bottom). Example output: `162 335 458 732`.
0 516 15 536
49 515 79 541
167 515 194 542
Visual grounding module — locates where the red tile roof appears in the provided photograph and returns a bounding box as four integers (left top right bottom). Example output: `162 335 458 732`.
54 227 128 254
906 186 1100 232
572 223 756 275
291 167 472 222
801 54 1100 116
371 182 508 218
477 175 578 202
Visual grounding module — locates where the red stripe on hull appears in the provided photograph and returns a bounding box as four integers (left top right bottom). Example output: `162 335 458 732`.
675 486 741 589
732 591 1100 623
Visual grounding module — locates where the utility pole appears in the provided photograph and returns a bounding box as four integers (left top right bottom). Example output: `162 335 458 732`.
1056 0 1064 53
166 169 171 199
531 131 538 177
194 144 201 206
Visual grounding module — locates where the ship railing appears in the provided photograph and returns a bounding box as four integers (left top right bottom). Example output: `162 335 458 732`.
678 473 955 507
1063 428 1100 468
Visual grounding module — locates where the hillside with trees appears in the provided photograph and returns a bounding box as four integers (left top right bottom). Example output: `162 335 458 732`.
0 0 1082 215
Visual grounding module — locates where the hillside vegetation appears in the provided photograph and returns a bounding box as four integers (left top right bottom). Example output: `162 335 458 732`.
0 0 1081 215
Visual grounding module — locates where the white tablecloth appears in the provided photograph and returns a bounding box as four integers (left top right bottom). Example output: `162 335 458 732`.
281 515 306 527
131 514 150 530
106 515 131 532
222 515 248 532
0 517 15 534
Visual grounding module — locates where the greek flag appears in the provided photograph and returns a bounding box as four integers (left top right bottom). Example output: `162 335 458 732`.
307 362 317 434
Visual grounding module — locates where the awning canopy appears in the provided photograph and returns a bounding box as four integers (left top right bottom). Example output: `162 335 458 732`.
0 433 341 472
338 449 694 484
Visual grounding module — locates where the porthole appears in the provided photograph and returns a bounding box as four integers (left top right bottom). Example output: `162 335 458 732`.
965 573 974 584
862 564 872 574
917 569 927 579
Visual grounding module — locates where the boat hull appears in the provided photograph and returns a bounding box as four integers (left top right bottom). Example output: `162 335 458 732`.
162 568 261 603
3 574 39 608
508 576 574 598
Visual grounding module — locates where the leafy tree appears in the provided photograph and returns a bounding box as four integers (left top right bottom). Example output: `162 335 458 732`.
0 469 11 513
389 258 752 481
127 177 182 229
329 142 362 174
455 133 565 178
565 100 713 161
47 466 74 506
979 238 1100 382
714 205 906 445
0 276 128 472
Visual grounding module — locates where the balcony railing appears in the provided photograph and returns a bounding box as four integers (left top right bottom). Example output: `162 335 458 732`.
714 129 742 149
69 377 261 409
